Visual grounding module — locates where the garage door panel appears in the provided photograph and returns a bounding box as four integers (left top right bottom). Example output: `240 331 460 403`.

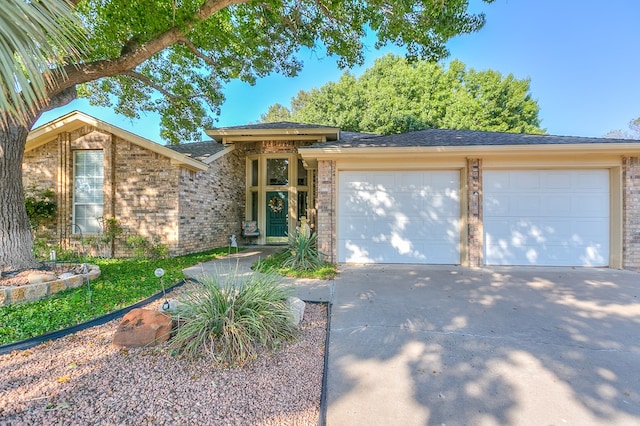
570 220 609 242
486 241 607 267
542 172 572 190
341 239 459 264
338 218 369 239
542 196 571 216
484 194 509 215
575 171 609 191
391 192 424 214
486 218 584 244
339 170 460 264
339 191 392 216
574 195 610 217
484 170 609 267
514 172 541 190
484 172 508 191
396 172 425 190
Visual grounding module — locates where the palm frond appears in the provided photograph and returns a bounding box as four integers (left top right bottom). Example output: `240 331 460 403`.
0 0 86 127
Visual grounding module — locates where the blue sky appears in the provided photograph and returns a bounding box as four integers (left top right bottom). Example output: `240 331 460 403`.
37 0 640 143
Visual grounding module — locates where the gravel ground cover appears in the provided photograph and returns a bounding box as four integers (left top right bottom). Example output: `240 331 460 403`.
0 292 327 425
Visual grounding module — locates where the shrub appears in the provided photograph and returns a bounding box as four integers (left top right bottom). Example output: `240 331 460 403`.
170 271 297 366
125 235 149 259
24 185 56 230
99 216 123 258
282 229 324 271
125 235 169 259
148 237 169 259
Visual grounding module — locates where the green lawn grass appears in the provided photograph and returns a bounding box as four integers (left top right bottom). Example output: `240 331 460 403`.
0 247 232 345
252 249 337 280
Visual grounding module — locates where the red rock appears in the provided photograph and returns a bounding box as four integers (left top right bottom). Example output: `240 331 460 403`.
113 308 172 348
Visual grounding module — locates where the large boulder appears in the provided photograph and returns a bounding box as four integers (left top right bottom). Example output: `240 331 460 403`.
113 308 172 348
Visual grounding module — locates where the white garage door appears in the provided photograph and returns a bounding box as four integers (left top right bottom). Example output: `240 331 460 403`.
338 170 460 264
484 170 609 266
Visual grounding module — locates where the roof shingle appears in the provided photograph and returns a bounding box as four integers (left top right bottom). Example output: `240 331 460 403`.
305 128 640 149
167 140 227 161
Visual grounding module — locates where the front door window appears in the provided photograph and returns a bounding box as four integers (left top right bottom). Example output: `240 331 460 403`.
267 158 288 185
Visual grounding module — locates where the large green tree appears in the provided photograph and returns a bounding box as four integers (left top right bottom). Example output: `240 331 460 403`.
1 0 494 271
261 54 544 134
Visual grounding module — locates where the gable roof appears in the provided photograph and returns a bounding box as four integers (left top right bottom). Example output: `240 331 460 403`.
206 121 342 143
27 111 208 171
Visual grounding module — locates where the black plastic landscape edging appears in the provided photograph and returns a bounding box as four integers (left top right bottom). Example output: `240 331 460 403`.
0 278 196 356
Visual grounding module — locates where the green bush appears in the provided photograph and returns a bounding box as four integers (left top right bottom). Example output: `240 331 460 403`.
125 235 149 259
170 271 297 366
125 235 169 259
148 237 169 259
24 185 56 230
282 229 324 271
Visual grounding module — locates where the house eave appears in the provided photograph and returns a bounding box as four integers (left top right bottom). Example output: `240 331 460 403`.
298 143 640 161
27 111 208 172
205 127 339 144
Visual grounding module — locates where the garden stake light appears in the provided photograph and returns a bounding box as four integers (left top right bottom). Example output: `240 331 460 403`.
155 267 170 311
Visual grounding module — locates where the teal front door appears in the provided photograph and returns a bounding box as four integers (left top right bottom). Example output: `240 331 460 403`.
266 191 288 238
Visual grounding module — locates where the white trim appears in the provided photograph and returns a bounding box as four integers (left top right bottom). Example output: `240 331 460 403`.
202 145 235 164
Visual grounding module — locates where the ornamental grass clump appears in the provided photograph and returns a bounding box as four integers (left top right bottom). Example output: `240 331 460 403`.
282 228 324 271
170 271 297 366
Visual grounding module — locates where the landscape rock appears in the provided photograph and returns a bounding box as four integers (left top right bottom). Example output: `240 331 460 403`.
113 308 173 348
27 272 56 284
287 297 306 326
159 299 179 313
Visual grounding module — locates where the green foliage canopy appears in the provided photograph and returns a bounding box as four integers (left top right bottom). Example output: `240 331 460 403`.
260 54 544 135
64 0 494 143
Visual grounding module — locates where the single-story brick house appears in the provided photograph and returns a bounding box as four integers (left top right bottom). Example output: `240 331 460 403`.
23 110 640 270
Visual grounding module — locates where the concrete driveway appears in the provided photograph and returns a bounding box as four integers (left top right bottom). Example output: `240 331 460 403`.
326 265 640 425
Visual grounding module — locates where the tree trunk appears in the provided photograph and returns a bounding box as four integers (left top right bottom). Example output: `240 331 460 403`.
0 116 36 272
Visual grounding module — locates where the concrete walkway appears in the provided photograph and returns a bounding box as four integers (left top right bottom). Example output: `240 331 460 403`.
181 246 333 303
183 248 640 425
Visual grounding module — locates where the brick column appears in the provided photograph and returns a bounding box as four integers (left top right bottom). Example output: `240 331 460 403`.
622 156 640 270
466 158 483 267
316 160 336 262
57 132 71 242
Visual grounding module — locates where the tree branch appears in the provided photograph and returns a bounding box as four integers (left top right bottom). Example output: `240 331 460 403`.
178 37 218 67
312 0 348 26
48 0 248 98
121 71 178 99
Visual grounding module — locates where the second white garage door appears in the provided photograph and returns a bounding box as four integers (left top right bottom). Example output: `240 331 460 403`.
338 170 460 264
483 170 610 266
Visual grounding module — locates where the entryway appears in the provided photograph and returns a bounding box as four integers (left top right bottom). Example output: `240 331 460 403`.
266 191 288 243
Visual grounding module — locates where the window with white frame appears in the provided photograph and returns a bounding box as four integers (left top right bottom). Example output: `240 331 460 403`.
73 150 104 234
